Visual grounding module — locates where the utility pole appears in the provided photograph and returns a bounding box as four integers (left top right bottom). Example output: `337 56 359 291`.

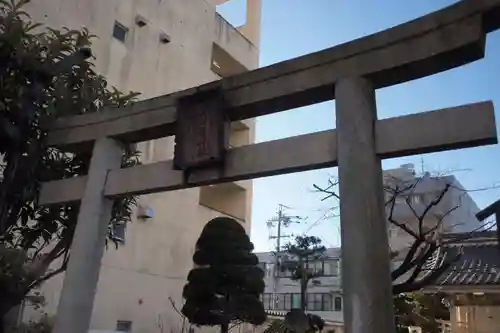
268 205 293 252
266 204 304 310
268 204 302 252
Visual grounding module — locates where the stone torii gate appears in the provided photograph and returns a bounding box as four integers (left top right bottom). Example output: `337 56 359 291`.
39 1 500 333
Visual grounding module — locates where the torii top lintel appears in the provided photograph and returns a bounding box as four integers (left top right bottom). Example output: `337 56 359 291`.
45 0 500 148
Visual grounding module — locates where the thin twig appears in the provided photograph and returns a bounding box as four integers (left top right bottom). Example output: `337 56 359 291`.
425 205 460 236
418 184 451 232
168 296 187 320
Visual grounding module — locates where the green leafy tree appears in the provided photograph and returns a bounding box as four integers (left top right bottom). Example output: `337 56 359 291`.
181 217 266 333
394 292 449 333
280 235 326 312
262 236 327 333
6 313 53 333
0 0 140 328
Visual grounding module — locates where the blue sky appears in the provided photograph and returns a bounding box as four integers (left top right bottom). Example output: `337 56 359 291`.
217 0 500 251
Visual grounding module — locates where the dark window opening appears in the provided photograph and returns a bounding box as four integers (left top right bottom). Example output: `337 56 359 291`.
116 320 132 332
111 222 127 244
113 22 128 42
261 293 333 311
277 259 339 277
334 296 342 311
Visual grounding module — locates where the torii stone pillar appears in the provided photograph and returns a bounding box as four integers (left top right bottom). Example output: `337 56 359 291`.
336 77 396 333
52 138 123 333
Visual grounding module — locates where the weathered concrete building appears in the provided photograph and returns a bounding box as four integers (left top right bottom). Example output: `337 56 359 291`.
383 164 481 259
21 0 261 332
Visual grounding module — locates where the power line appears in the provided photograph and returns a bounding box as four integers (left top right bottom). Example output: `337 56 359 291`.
266 204 305 252
302 207 339 234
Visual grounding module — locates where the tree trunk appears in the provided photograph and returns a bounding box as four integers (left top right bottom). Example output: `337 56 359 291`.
0 290 25 319
221 322 229 333
0 292 25 332
300 277 307 312
0 303 11 329
0 314 5 333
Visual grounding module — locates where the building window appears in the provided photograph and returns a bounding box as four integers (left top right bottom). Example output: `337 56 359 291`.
323 259 340 276
304 293 332 311
257 262 275 277
307 293 323 311
322 294 332 311
266 263 274 277
113 21 128 42
277 265 293 278
306 260 323 274
284 293 292 310
334 296 342 311
109 222 127 244
262 293 333 311
291 293 301 309
271 294 293 310
116 320 132 332
261 293 273 310
275 259 341 277
276 294 285 310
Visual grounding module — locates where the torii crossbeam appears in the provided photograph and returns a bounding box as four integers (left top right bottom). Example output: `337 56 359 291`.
41 1 500 333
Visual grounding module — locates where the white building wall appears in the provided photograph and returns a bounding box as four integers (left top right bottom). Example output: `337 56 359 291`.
21 1 260 332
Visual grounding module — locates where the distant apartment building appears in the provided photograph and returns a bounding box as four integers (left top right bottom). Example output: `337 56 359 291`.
21 1 261 332
255 248 344 327
383 164 481 259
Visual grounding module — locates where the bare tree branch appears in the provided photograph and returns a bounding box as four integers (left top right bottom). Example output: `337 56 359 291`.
426 205 460 236
442 220 496 245
30 255 69 289
314 172 497 295
387 194 421 240
391 239 425 281
168 296 187 320
312 178 339 201
418 184 451 235
393 251 462 294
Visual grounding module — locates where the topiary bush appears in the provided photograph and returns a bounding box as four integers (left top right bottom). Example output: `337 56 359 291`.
181 217 266 333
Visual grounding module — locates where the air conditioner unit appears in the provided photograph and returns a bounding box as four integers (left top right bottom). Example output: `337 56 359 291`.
137 204 154 219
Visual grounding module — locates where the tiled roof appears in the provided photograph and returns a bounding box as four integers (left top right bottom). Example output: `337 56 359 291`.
429 233 500 286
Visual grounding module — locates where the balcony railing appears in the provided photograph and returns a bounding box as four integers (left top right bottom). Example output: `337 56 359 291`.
213 12 258 70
